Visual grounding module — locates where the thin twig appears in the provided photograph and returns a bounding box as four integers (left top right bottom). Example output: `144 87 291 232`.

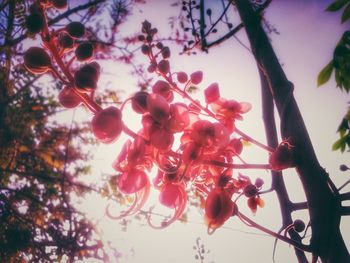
238 212 312 252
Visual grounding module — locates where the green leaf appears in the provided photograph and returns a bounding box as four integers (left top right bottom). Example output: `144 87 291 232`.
341 3 350 22
337 118 349 136
346 135 350 148
343 31 350 41
335 69 342 89
339 128 347 137
345 108 350 120
333 136 347 151
337 118 349 133
317 61 333 86
344 76 350 92
326 0 348 12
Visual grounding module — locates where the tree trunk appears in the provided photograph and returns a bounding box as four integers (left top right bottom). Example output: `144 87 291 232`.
0 1 14 147
233 0 349 262
260 70 308 262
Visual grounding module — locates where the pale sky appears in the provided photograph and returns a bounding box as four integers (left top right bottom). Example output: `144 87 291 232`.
62 1 350 262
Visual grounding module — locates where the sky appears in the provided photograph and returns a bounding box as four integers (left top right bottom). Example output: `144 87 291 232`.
57 1 350 262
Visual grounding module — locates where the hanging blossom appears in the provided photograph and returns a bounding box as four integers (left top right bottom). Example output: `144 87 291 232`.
22 1 296 234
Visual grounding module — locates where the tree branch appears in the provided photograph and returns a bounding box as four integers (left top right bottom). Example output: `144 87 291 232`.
3 0 14 86
201 160 271 170
238 212 312 252
259 69 308 262
206 0 272 49
340 206 350 216
0 2 8 13
9 0 106 47
49 0 105 26
338 179 350 191
6 75 42 105
340 192 350 201
233 0 349 261
199 0 208 50
291 202 308 211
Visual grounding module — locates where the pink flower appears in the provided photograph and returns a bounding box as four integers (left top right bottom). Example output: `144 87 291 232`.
205 188 235 229
91 106 123 143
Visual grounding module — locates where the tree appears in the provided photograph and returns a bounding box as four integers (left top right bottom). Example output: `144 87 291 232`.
317 0 350 153
0 0 142 262
234 1 348 261
2 1 350 263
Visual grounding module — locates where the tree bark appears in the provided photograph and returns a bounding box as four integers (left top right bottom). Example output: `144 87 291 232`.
0 1 14 147
260 70 308 262
233 0 349 262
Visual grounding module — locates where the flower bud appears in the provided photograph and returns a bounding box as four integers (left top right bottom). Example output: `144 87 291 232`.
161 47 171 59
243 184 258 198
204 82 220 104
255 178 264 188
177 71 188 83
146 35 153 43
156 42 163 49
150 28 158 35
142 20 152 34
29 3 41 14
131 91 149 114
158 60 170 74
66 22 85 38
340 164 349 171
58 86 81 108
269 142 295 170
91 106 123 143
75 42 94 61
24 47 52 74
147 63 157 73
58 32 74 49
147 93 170 123
51 0 68 9
141 44 150 55
190 71 203 85
293 219 305 233
25 13 45 34
74 62 100 92
152 80 173 102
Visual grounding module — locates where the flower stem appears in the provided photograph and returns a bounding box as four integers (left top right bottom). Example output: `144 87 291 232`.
237 212 311 252
122 123 138 139
158 70 273 153
235 128 274 152
49 66 69 84
202 160 271 170
40 7 101 114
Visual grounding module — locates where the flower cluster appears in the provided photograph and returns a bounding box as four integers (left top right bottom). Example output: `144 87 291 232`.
108 20 271 230
23 1 295 232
